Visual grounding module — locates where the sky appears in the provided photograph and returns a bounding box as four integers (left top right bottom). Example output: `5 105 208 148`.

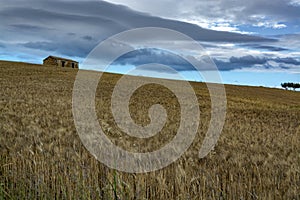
0 0 299 88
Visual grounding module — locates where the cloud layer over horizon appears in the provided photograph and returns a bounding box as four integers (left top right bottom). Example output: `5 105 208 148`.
0 0 299 74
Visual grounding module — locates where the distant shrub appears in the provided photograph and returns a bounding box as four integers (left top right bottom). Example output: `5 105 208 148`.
281 82 300 90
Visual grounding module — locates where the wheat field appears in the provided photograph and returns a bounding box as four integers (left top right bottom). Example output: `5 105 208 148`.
0 60 299 199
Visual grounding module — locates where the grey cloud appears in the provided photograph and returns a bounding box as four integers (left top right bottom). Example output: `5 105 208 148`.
213 59 244 71
1 0 298 74
1 1 273 41
273 57 300 65
1 7 127 34
22 42 58 51
274 34 300 51
230 55 268 65
9 24 54 32
82 36 94 41
236 0 300 22
241 44 289 52
20 40 97 57
0 0 276 60
111 48 224 71
255 46 288 52
213 55 300 71
112 48 196 71
111 48 261 71
107 0 300 27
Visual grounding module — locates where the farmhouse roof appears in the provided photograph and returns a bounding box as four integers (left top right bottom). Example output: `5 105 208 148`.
43 56 78 63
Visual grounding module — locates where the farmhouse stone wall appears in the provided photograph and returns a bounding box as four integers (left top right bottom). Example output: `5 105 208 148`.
43 56 79 68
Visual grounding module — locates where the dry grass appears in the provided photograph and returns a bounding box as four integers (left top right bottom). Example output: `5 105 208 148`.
0 60 299 199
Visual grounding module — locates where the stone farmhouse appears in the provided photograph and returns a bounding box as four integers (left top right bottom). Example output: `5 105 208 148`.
43 56 79 68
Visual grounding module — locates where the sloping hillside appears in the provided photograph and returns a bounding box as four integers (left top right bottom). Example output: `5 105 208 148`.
0 60 299 199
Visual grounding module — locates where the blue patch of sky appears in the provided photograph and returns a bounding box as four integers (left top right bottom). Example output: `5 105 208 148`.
99 63 299 88
238 23 300 36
